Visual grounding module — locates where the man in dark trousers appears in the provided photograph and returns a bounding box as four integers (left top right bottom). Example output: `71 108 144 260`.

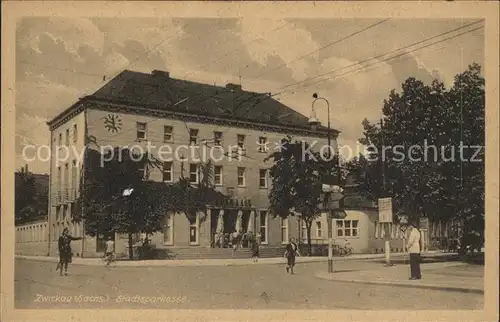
284 237 301 274
406 220 422 280
57 228 84 276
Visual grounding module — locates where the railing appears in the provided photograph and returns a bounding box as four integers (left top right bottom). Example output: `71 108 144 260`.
62 189 68 203
66 188 77 202
299 237 330 245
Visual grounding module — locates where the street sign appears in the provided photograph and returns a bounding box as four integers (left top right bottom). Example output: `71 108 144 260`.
378 197 393 223
320 191 344 210
321 184 343 193
122 188 134 196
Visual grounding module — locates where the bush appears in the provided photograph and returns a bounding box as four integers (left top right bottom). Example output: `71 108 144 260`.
137 242 156 259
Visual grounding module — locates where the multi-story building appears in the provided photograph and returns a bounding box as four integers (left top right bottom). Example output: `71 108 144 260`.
45 69 336 257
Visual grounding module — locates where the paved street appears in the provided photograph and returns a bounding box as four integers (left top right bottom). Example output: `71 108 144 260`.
15 258 483 310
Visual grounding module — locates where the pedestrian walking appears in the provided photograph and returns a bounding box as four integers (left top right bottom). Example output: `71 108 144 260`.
407 220 422 280
57 228 84 276
284 237 301 274
251 232 260 263
231 231 240 257
104 236 115 266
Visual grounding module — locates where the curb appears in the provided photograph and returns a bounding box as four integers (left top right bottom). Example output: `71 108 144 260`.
315 272 484 294
14 255 386 267
15 252 455 268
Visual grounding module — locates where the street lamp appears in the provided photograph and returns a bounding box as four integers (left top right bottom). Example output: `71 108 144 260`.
309 93 331 152
308 93 341 274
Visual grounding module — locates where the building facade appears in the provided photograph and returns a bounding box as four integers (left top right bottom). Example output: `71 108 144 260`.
45 69 336 257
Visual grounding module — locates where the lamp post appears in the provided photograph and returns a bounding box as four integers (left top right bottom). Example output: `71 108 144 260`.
308 93 338 274
309 93 331 154
378 118 393 266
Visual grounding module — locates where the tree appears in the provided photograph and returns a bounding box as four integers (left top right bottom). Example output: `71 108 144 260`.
74 147 176 259
74 146 228 259
349 63 485 247
15 170 48 225
265 137 340 255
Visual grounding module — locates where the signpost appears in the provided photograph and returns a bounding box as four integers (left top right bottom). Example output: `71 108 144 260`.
398 214 409 253
378 197 393 266
322 184 345 274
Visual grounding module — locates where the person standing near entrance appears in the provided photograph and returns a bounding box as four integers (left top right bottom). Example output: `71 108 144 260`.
284 237 301 274
251 232 260 263
231 231 240 257
407 220 422 280
104 236 115 266
57 228 84 276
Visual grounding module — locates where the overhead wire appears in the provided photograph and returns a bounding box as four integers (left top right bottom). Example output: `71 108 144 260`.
250 18 391 80
271 20 483 96
274 25 484 97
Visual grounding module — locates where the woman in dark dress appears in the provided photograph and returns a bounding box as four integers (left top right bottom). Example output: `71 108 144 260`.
57 228 83 276
284 237 301 274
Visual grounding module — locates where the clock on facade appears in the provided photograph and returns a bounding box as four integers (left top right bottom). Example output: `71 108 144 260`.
103 114 122 132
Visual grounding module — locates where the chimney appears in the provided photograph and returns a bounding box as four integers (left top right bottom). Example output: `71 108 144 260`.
225 83 242 92
152 70 170 79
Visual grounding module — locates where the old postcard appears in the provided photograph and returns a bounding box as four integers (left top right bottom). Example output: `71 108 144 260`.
1 1 499 321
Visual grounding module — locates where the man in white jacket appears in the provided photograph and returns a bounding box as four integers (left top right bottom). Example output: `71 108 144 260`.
406 221 422 280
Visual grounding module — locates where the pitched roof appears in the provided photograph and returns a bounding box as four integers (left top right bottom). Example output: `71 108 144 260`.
85 69 338 133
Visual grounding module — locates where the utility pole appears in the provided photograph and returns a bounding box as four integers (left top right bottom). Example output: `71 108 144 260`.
380 118 392 266
81 109 88 258
309 93 339 274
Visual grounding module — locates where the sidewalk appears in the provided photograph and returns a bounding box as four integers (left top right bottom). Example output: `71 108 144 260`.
316 261 484 294
15 251 454 267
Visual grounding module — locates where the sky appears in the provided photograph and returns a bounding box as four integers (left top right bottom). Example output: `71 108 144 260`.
15 17 484 174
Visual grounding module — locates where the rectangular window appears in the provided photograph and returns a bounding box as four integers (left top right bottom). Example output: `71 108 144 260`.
336 220 344 237
345 220 352 236
65 129 70 146
71 160 77 199
281 218 289 243
58 133 62 147
163 125 173 142
213 131 223 146
189 212 199 245
337 220 359 237
189 129 199 145
64 163 69 200
258 137 268 152
301 219 307 241
259 169 268 188
259 211 268 244
316 221 322 238
214 166 223 185
352 220 358 237
57 166 61 185
73 124 78 143
237 134 245 148
189 164 199 184
237 167 246 187
162 162 173 182
136 122 147 140
163 213 174 245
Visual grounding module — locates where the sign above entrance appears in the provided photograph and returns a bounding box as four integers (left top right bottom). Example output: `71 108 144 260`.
378 197 393 223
